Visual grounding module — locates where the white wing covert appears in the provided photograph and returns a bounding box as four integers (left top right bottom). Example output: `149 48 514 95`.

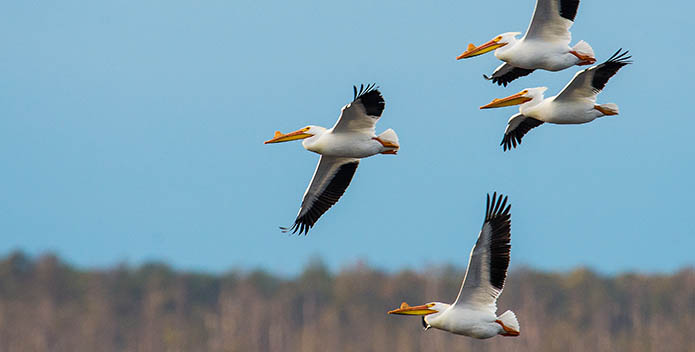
524 0 580 45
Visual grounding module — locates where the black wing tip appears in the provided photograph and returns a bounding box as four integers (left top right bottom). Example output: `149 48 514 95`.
501 130 526 151
590 48 632 93
485 192 511 222
501 132 519 151
604 48 633 66
499 116 543 151
485 67 534 86
483 73 509 87
280 221 312 236
501 134 513 151
352 83 380 100
484 192 512 291
483 74 508 86
559 0 581 22
281 161 360 237
352 83 385 117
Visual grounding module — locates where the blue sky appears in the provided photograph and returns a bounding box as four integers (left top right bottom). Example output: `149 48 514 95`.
1 0 693 276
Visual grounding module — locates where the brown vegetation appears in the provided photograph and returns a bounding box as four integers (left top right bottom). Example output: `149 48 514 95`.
0 252 692 352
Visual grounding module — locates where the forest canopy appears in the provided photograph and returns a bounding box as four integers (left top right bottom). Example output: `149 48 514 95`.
0 252 692 352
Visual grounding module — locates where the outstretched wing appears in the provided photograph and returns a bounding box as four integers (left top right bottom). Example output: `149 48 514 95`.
501 113 544 151
484 63 536 87
453 193 512 313
331 84 386 134
524 0 579 45
555 49 632 102
281 156 359 235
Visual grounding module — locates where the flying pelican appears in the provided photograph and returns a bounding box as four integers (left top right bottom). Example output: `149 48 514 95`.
479 49 631 151
264 84 399 235
388 193 519 339
456 0 596 86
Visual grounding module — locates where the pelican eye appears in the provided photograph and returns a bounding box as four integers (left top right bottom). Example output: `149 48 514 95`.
495 36 502 41
521 90 528 95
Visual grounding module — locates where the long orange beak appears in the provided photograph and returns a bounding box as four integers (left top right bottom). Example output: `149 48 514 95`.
457 40 507 60
480 91 533 109
388 302 437 316
264 128 312 144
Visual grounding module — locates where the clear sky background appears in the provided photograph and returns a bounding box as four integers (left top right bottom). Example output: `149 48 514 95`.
1 0 693 276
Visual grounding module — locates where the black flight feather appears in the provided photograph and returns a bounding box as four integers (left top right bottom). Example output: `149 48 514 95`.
559 0 580 21
281 161 359 235
591 49 632 93
484 192 512 291
352 83 385 117
501 117 544 151
484 67 535 87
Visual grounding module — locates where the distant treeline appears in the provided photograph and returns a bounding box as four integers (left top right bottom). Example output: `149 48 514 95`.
0 252 692 352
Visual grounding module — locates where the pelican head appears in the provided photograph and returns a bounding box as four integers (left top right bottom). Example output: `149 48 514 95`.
479 87 547 109
264 125 324 144
457 32 520 60
388 301 450 329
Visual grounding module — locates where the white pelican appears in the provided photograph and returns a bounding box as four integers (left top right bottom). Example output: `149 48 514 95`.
456 0 596 86
264 84 399 235
479 49 631 151
388 193 519 339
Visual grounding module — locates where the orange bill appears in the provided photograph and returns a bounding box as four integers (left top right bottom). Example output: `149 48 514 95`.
457 40 507 60
480 91 532 109
388 302 437 315
264 128 312 144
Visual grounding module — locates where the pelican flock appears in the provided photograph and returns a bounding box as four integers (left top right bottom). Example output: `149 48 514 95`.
481 49 631 150
263 0 632 341
265 84 399 235
388 193 519 339
457 0 596 86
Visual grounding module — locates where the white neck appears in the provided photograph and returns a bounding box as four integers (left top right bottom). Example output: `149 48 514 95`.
301 127 327 151
423 302 453 328
494 37 519 59
519 90 546 115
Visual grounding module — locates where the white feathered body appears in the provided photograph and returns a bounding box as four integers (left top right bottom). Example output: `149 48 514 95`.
522 96 603 124
427 306 503 339
302 128 399 158
496 39 593 71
